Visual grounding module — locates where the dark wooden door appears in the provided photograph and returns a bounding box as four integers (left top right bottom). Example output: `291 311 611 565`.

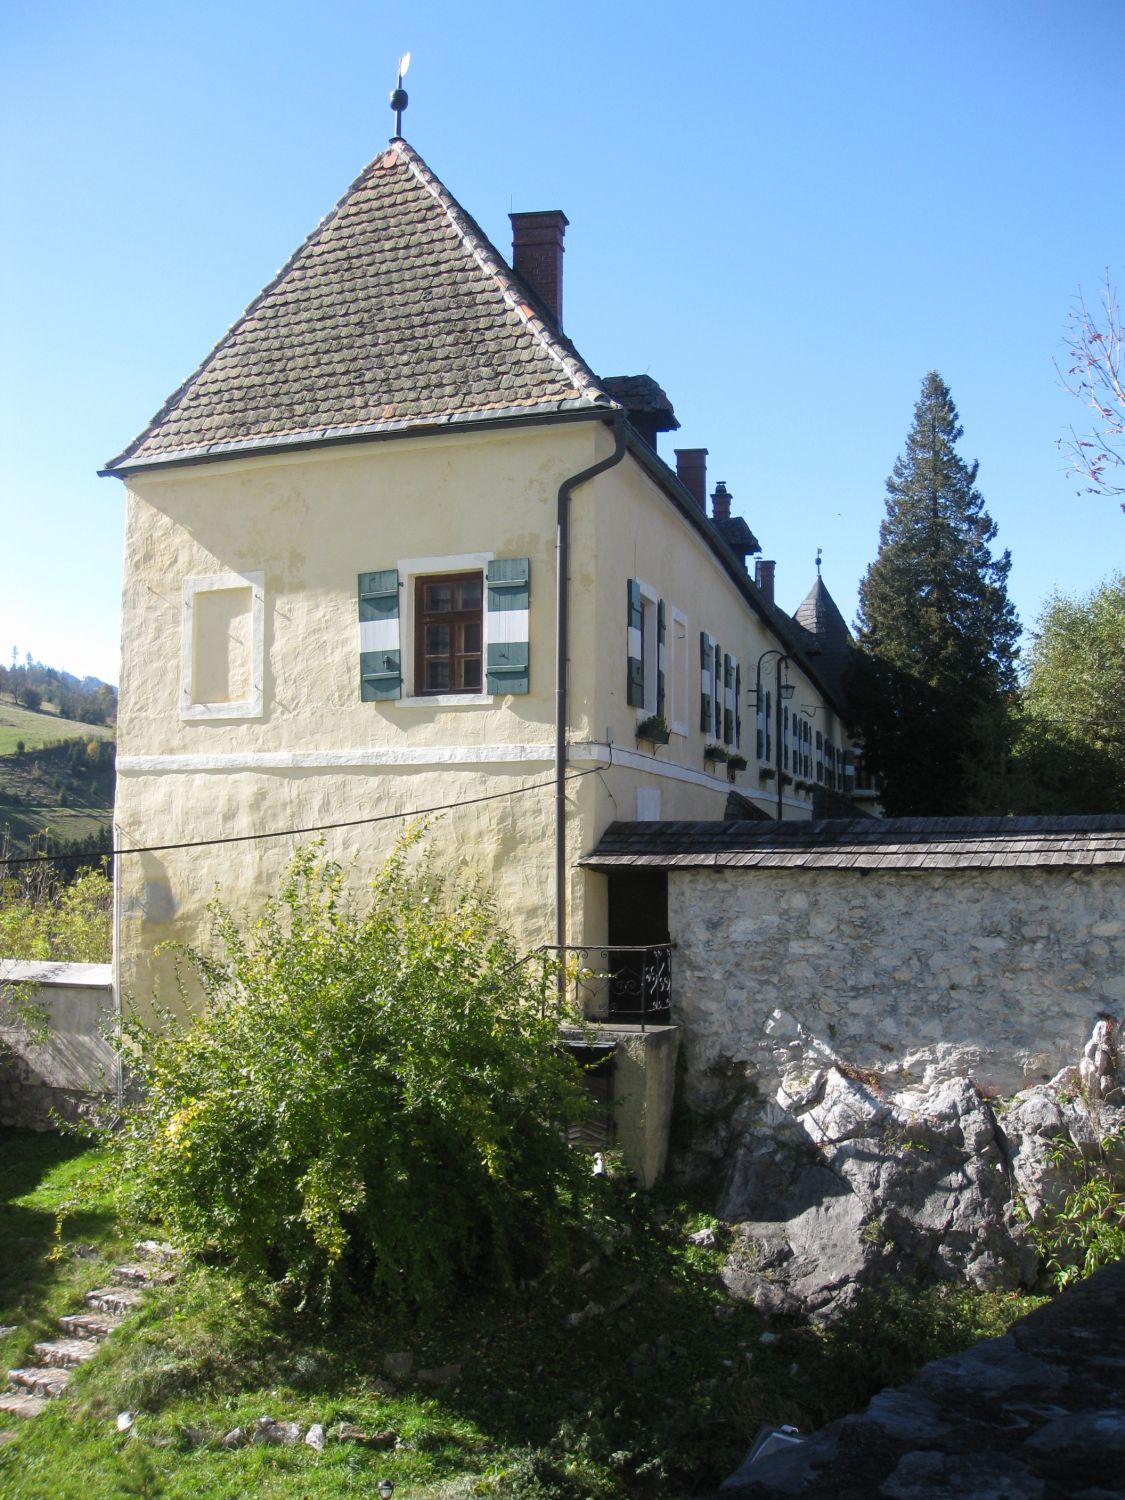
607 871 670 1022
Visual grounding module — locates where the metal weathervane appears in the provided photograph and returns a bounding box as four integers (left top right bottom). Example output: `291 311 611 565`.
390 52 411 138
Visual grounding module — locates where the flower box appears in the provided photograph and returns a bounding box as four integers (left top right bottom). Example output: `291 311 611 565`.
636 714 671 745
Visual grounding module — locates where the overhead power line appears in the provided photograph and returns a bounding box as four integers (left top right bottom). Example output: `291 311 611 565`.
0 766 604 868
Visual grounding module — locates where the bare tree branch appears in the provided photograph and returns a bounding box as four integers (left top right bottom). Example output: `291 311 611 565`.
1057 272 1125 510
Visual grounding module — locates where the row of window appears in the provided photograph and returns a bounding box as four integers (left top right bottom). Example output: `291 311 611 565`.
755 699 848 789
182 567 850 798
626 580 741 749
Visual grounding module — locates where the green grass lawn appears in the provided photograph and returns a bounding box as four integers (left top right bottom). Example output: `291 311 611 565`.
0 699 114 756
0 1132 1042 1499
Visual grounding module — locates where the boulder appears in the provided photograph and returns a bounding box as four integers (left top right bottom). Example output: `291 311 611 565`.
716 1068 1058 1318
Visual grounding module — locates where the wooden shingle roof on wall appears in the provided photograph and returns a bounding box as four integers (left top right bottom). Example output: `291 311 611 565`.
582 815 1125 872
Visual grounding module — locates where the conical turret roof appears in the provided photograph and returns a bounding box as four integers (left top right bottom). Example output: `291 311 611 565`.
793 574 855 709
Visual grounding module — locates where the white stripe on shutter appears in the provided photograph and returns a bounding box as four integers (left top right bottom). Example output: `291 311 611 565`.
359 617 400 655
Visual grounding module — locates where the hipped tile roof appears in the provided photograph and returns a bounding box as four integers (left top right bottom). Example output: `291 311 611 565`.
104 141 617 473
583 815 1125 871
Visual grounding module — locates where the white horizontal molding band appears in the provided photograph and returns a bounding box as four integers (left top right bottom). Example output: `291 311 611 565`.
117 741 809 816
571 741 729 792
118 744 555 773
570 742 804 812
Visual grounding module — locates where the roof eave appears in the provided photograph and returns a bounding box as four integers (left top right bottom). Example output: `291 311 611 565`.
622 432 849 718
99 401 618 479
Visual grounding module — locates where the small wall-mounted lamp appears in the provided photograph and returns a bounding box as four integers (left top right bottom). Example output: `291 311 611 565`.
753 650 794 820
378 1482 395 1499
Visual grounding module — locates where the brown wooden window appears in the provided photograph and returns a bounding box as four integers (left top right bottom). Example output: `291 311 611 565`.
414 572 483 695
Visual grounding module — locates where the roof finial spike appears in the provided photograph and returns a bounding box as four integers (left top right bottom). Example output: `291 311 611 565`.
815 546 822 578
389 51 411 140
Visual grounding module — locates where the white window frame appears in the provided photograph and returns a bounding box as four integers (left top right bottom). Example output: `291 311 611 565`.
636 787 661 821
180 570 264 721
394 551 495 707
669 606 689 736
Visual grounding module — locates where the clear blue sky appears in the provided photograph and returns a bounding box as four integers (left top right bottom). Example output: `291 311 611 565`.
1 0 1121 687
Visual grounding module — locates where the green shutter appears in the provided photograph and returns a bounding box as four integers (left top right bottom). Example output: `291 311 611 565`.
734 662 742 749
486 558 530 694
699 631 712 731
627 579 644 707
358 569 401 701
723 653 734 743
713 642 723 738
656 599 666 717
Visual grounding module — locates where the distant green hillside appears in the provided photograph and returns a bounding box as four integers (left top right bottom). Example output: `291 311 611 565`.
0 733 115 855
0 695 115 756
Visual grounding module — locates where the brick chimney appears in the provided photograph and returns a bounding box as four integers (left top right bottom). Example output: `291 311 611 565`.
510 211 568 328
755 559 776 604
711 481 732 521
675 448 708 510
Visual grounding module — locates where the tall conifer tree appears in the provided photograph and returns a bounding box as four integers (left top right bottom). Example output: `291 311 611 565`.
853 372 1020 814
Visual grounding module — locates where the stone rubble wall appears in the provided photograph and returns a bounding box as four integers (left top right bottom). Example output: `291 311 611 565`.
669 864 1125 1112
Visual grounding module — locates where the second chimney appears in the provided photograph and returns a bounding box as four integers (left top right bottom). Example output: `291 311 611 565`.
754 559 776 605
510 211 568 329
675 448 708 511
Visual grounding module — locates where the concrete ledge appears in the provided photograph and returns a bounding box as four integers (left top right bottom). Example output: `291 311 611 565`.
1 961 115 1130
1 960 113 989
563 1024 680 1188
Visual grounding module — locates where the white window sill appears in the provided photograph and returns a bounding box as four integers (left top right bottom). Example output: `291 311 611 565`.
181 701 263 721
394 694 495 708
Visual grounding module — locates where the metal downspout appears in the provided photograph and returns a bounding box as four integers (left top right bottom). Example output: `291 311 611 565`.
556 413 626 957
111 821 124 1114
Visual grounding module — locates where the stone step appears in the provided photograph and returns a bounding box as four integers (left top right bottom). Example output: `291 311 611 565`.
58 1311 122 1341
111 1264 155 1287
8 1366 70 1398
32 1338 99 1369
111 1263 175 1289
85 1286 145 1315
135 1239 182 1264
0 1390 49 1419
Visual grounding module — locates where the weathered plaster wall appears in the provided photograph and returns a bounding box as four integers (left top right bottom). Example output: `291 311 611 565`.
0 962 115 1129
115 423 600 1006
118 419 795 1010
670 865 1125 1108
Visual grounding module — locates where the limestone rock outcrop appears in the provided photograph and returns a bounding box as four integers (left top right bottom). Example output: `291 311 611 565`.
706 1021 1123 1319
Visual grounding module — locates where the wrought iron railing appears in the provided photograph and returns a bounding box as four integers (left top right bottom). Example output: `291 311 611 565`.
526 943 673 1031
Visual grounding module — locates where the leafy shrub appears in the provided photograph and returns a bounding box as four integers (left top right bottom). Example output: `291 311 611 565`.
1031 1125 1125 1288
0 866 112 961
110 839 599 1313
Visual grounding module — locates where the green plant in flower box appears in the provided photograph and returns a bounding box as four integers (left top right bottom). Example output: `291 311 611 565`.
636 713 670 745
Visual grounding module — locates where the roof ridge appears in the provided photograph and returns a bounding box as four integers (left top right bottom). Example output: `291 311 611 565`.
394 141 614 412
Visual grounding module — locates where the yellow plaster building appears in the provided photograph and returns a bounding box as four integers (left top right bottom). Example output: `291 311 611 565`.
103 138 860 1042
